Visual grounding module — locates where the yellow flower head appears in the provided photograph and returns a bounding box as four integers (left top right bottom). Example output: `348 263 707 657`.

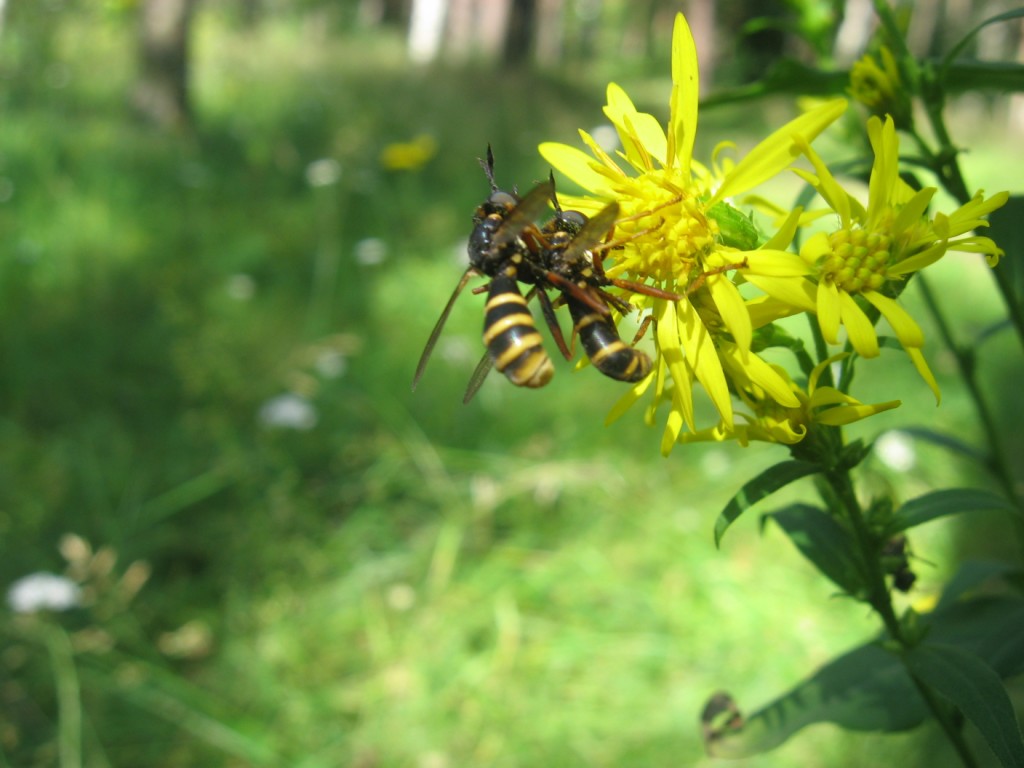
849 47 912 128
677 354 902 448
744 115 1010 404
379 134 438 172
539 13 846 453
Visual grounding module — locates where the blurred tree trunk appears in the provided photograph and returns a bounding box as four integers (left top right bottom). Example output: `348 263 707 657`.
440 0 509 63
360 0 408 26
687 0 716 89
134 0 196 131
534 0 564 66
408 0 448 63
502 0 535 66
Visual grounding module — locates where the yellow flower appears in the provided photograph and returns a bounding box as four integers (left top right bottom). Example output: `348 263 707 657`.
849 47 912 128
379 134 437 172
676 354 902 447
744 115 1010 403
539 12 846 453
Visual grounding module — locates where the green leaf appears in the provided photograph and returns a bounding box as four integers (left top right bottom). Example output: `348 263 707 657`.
941 8 1024 75
714 460 819 546
989 197 1024 343
838 439 871 472
905 644 1024 768
704 642 918 757
763 504 864 595
702 594 1024 758
887 488 1018 535
700 59 849 107
925 596 1024 679
935 560 1023 610
897 426 988 465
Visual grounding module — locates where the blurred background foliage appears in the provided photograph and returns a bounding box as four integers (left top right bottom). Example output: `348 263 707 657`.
0 0 1020 765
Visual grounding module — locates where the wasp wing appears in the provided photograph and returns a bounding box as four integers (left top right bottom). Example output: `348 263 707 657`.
550 201 619 269
462 351 494 404
412 268 478 391
488 179 556 252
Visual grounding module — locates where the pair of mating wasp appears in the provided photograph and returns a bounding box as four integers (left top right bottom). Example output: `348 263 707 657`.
412 148 679 403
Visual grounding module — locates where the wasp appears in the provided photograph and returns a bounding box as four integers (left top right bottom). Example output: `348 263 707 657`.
532 182 687 383
533 201 652 382
412 148 564 402
456 180 684 391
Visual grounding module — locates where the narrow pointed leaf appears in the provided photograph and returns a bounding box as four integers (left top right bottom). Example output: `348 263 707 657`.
905 644 1024 768
703 595 1024 758
896 427 989 464
935 561 1022 611
714 460 819 546
941 9 1024 74
763 504 864 594
888 488 1018 535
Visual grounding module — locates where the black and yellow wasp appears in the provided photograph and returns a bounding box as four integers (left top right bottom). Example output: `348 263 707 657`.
412 148 562 402
412 149 678 402
534 195 657 384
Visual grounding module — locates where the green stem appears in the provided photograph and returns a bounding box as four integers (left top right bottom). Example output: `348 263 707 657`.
38 621 83 768
904 673 980 768
819 463 979 767
822 466 901 634
918 100 970 204
806 313 833 387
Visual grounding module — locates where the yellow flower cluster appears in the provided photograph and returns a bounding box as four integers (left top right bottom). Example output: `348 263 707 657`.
538 14 1009 455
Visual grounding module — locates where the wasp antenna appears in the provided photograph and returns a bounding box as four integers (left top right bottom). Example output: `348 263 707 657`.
480 144 499 191
547 171 562 213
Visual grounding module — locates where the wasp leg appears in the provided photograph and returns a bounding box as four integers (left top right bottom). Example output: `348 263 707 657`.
535 287 573 361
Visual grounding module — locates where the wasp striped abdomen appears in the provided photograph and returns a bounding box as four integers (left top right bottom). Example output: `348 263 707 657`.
568 299 652 382
483 272 554 388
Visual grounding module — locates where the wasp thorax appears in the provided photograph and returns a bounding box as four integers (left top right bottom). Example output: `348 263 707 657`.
488 190 517 207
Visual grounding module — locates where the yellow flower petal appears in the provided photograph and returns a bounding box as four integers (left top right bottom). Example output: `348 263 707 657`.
743 249 814 277
539 141 618 196
746 295 804 328
866 116 899 223
677 303 733 425
605 370 656 425
799 230 832 263
905 346 941 404
889 241 947 275
707 269 752 350
812 390 902 425
892 187 936 236
711 98 847 205
761 206 803 250
862 291 924 348
656 299 696 431
604 83 667 169
817 279 842 343
661 405 685 456
744 274 818 313
792 141 852 226
668 12 699 173
837 291 879 357
720 342 801 407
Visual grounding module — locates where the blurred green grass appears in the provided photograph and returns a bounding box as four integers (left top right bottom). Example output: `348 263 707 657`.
0 5 1018 767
